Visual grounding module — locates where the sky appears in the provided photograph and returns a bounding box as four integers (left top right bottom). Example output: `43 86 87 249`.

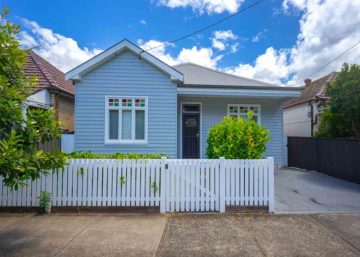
4 0 360 86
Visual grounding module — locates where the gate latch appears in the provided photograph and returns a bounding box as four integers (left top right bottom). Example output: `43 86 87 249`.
165 164 169 169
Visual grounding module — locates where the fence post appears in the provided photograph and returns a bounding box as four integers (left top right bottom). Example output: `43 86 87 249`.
219 157 225 213
267 157 275 213
160 156 167 213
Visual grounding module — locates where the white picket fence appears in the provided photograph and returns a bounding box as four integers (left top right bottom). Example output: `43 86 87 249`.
0 157 274 212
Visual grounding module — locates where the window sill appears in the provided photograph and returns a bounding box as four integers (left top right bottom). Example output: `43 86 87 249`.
104 140 148 145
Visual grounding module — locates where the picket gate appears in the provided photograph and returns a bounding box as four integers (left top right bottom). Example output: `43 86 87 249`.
0 157 274 212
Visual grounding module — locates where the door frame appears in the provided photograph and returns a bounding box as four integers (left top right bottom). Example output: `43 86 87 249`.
180 102 202 159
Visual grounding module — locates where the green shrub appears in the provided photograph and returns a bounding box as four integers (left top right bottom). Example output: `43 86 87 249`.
39 191 51 214
66 151 166 159
206 112 270 159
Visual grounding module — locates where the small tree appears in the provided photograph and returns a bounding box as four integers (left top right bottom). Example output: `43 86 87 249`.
0 7 66 189
206 112 270 159
316 63 360 138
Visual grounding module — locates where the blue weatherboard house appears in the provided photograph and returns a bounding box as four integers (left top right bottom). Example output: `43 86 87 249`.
65 40 301 166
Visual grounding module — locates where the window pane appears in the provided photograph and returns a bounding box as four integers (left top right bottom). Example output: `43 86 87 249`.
135 110 145 140
109 110 119 139
121 110 132 139
239 114 247 120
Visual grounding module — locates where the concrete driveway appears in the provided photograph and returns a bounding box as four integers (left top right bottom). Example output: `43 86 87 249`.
156 214 360 257
0 213 167 257
275 168 360 214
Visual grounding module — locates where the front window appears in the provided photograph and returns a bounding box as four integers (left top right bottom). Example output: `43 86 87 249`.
227 104 261 123
105 96 147 143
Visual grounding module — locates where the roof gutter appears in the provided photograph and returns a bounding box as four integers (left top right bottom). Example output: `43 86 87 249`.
178 83 304 91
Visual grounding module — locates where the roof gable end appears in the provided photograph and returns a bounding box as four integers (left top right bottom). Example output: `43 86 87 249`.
283 72 338 109
65 39 183 82
25 50 74 95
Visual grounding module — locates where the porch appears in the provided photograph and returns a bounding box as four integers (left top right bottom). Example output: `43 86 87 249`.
177 95 287 166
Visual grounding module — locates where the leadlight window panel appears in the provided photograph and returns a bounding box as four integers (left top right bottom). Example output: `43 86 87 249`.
108 98 120 107
106 96 147 143
228 104 260 123
135 98 146 108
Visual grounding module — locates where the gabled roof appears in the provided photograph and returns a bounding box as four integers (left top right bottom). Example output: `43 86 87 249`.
24 50 74 95
174 62 279 88
283 72 338 109
65 39 184 82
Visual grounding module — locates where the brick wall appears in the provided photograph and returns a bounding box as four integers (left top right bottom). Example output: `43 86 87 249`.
57 95 74 132
50 92 74 132
53 95 74 132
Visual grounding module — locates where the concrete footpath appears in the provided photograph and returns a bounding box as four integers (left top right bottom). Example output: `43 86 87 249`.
0 213 167 257
0 213 359 257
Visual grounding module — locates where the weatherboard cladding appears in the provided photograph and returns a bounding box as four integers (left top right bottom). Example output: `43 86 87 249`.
74 48 287 163
75 50 178 157
178 96 285 165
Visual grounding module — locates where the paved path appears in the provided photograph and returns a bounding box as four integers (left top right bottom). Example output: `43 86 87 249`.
156 214 360 257
1 213 359 257
275 168 360 214
0 213 167 257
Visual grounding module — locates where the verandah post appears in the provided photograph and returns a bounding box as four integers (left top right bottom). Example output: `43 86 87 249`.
160 156 167 213
219 157 225 213
267 157 275 213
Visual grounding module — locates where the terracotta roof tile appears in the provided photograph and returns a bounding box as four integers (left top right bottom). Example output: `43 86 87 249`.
283 72 338 108
24 50 74 95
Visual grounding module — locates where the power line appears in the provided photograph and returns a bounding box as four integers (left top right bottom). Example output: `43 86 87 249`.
306 40 360 78
142 0 264 53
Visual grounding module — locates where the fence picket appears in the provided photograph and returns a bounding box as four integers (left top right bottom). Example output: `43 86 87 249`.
0 158 274 212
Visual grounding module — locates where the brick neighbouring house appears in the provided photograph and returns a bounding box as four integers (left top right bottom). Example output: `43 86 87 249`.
24 50 75 133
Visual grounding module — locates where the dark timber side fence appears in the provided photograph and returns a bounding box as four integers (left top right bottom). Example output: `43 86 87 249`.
288 137 360 184
37 138 61 152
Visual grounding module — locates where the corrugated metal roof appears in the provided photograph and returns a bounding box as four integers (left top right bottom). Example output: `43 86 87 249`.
173 62 279 87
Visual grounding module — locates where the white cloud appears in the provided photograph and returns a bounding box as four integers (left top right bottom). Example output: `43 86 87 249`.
138 39 222 68
18 19 102 72
213 30 237 40
230 43 239 53
211 38 225 50
251 29 267 42
282 0 308 12
224 47 289 85
211 30 238 51
155 0 245 14
178 47 223 68
226 0 360 86
140 20 147 25
18 31 37 48
137 39 178 66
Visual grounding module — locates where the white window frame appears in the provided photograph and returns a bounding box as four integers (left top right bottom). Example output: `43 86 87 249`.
227 104 261 124
105 96 148 145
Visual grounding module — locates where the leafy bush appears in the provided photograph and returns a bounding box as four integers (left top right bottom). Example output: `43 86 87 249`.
39 191 51 214
0 8 66 189
316 63 360 138
66 151 166 159
206 112 270 159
